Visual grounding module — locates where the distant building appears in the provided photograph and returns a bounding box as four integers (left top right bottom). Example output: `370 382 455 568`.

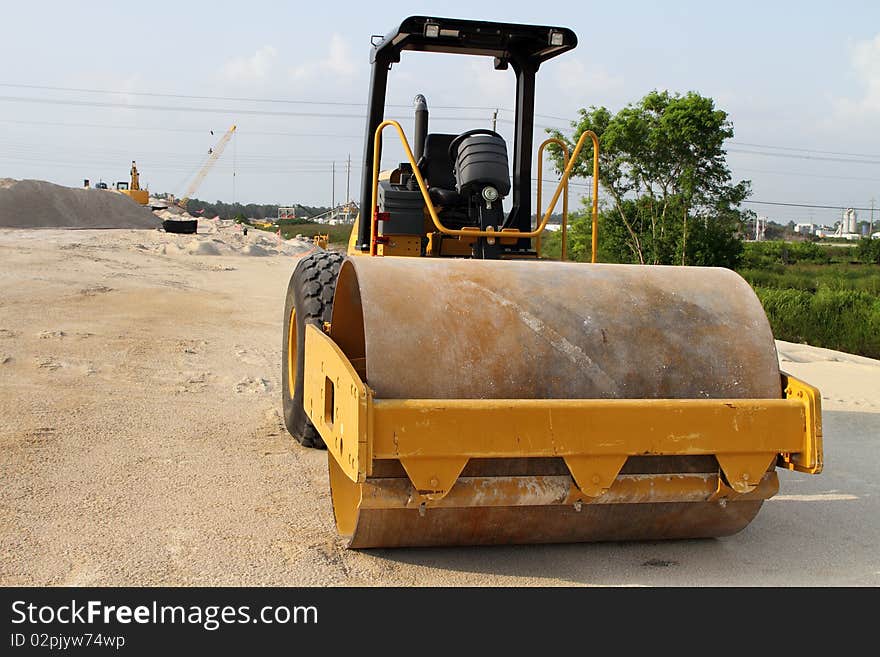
794 223 815 235
754 215 767 241
845 208 858 234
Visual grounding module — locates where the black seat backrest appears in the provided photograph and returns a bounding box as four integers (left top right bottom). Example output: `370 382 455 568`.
418 133 457 190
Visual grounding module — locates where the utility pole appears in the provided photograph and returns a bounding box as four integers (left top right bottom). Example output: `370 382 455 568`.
346 154 351 205
491 109 498 132
872 197 876 235
331 162 335 212
345 154 352 223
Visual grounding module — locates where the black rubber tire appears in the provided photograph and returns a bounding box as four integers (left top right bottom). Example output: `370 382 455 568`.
281 251 344 448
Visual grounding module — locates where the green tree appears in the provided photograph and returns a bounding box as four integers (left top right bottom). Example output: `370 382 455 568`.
547 90 750 267
857 237 880 264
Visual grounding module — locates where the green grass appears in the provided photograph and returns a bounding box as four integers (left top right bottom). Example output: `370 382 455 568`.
736 242 880 358
754 287 880 359
738 263 880 295
740 239 858 267
536 227 565 260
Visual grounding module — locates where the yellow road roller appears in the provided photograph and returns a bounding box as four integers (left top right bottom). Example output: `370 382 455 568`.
282 16 823 548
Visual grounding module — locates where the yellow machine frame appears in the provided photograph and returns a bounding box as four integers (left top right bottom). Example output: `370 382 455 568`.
303 323 822 505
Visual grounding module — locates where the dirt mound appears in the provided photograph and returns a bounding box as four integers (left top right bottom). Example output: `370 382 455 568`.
186 239 223 255
0 178 159 229
241 244 271 256
154 208 193 221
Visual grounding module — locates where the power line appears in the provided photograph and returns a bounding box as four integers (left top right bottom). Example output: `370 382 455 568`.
744 200 878 212
0 159 359 175
0 82 574 122
0 118 362 138
734 166 880 183
0 95 491 122
730 141 880 159
727 147 880 166
0 82 507 112
0 82 377 106
0 142 361 166
5 82 879 160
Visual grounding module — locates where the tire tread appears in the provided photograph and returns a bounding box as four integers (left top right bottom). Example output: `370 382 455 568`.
281 251 344 449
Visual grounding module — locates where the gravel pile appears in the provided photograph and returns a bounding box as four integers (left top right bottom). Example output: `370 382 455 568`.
0 178 159 229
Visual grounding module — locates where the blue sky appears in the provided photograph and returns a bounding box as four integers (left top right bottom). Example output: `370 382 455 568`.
2 1 879 227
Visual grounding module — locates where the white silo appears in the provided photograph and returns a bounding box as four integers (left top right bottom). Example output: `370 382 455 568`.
846 208 858 233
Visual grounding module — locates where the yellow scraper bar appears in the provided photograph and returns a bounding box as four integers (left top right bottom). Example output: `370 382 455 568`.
303 324 822 502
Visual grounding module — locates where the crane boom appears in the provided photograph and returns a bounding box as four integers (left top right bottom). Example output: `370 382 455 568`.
178 124 237 208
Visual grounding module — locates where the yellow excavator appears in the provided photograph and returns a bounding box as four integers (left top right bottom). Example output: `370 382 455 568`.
116 160 149 205
313 233 330 250
281 16 823 548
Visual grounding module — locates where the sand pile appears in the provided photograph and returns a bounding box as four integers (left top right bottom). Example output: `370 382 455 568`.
186 239 223 255
138 217 316 258
170 232 314 258
153 208 196 221
0 178 158 229
241 244 270 256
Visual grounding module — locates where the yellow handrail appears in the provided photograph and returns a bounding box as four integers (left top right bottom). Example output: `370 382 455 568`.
371 120 599 260
536 138 569 260
537 132 599 264
586 132 600 264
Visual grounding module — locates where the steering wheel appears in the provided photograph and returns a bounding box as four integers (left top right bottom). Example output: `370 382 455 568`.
448 128 504 162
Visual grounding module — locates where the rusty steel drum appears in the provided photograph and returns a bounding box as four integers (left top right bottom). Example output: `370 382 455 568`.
325 257 782 548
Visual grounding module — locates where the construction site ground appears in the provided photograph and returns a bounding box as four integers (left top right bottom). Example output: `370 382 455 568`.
1 224 878 586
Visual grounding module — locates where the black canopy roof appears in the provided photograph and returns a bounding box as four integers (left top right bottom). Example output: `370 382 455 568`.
370 16 577 67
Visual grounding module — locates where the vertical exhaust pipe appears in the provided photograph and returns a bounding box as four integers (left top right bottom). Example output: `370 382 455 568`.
413 94 428 162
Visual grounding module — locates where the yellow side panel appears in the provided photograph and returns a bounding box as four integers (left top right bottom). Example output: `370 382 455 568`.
439 237 475 256
779 372 823 474
377 235 421 257
302 324 372 482
347 215 364 255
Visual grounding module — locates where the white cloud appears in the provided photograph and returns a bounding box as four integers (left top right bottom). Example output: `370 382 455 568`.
221 45 278 82
552 58 624 99
465 59 512 99
291 34 356 81
833 33 880 117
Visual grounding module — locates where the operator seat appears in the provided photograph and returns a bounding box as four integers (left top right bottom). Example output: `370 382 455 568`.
417 133 460 206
